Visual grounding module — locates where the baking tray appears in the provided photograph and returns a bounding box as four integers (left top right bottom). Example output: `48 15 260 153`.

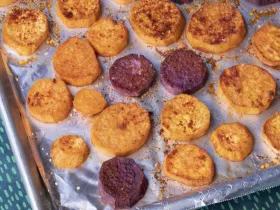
1 0 280 209
0 51 54 210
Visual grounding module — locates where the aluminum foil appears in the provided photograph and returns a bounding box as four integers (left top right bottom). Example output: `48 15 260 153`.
1 0 280 209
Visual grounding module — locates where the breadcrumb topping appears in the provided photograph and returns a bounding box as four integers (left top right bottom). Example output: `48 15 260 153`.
5 8 48 45
59 0 100 19
131 0 182 39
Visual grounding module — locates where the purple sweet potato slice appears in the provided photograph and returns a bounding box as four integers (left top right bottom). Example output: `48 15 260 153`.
171 0 193 4
160 49 208 95
246 0 280 5
98 157 148 209
109 54 156 97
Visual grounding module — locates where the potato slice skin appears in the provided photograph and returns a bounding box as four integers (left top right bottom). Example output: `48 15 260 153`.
211 122 254 162
87 18 128 57
3 8 49 55
161 94 210 141
114 0 135 4
91 103 151 157
53 37 101 87
27 78 72 123
130 0 185 46
73 89 107 116
51 135 89 169
186 2 246 54
56 0 101 28
262 112 280 154
0 0 17 7
164 144 215 187
218 64 276 115
252 24 280 67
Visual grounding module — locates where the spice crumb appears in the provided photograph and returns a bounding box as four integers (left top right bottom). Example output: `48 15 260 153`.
260 163 269 169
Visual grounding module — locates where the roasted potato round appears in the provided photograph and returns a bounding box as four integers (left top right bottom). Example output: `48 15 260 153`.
27 78 72 123
164 144 215 187
51 135 89 169
87 18 128 57
211 122 254 162
252 24 280 67
73 89 107 116
262 112 280 154
56 0 101 28
53 37 101 87
130 0 185 46
186 2 246 54
91 103 151 156
3 8 48 55
161 94 211 141
218 64 276 115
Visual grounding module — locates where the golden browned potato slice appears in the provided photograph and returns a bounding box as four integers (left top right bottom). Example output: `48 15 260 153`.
87 18 129 57
2 8 49 56
53 37 101 87
0 0 17 7
161 94 210 141
73 89 107 116
211 122 254 162
91 103 151 157
186 2 246 54
56 0 101 28
262 112 280 154
164 144 215 187
252 24 280 67
27 78 73 123
114 0 135 4
130 0 185 46
51 135 90 169
218 64 276 115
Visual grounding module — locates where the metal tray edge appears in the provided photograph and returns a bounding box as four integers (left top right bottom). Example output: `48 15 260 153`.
0 50 54 210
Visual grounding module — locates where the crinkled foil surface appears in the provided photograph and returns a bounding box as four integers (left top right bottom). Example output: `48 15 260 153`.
1 0 280 209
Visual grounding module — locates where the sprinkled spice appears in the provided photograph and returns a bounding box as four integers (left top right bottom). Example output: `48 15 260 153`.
39 2 45 11
186 4 200 15
155 42 189 57
155 48 175 57
155 162 161 169
248 8 278 24
207 82 217 96
17 56 37 66
153 166 167 199
260 163 269 169
51 21 61 44
46 38 58 47
207 57 222 72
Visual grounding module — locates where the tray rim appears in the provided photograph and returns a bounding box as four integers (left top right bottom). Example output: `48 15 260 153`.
0 50 54 210
1 0 280 209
